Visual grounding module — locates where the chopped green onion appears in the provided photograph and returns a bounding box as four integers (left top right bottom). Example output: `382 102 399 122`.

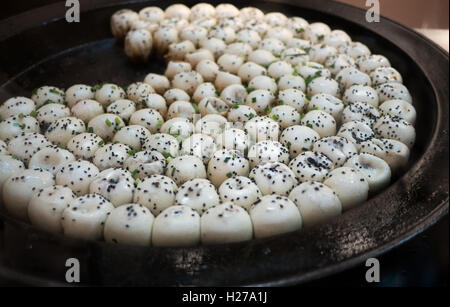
191 103 200 113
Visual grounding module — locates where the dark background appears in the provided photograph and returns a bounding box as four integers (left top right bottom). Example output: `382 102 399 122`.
0 0 448 287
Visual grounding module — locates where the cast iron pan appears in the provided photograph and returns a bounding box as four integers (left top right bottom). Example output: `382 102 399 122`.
0 0 448 286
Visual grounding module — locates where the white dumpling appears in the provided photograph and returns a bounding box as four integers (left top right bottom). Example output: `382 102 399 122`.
141 93 167 117
166 155 207 186
370 67 403 87
7 133 50 164
67 133 103 160
343 85 379 107
71 99 104 123
323 167 369 210
280 125 320 158
227 104 257 123
36 103 71 127
373 115 415 148
112 125 151 151
289 151 334 182
308 93 344 120
126 82 155 102
300 110 337 137
0 96 35 119
289 181 342 227
110 9 139 41
61 193 114 240
307 76 340 98
93 143 131 170
195 60 220 82
249 162 298 196
248 75 277 93
89 168 134 206
152 205 200 247
31 86 65 108
344 153 391 193
335 67 371 90
56 160 99 196
313 136 358 167
218 176 262 211
356 54 391 74
215 128 251 153
215 3 240 19
337 121 375 150
142 133 179 157
220 84 247 105
139 6 165 23
268 105 301 129
324 30 351 49
198 39 226 59
201 202 253 244
324 54 356 76
106 99 136 121
277 75 306 92
341 101 380 127
167 100 198 120
190 3 215 20
278 88 308 113
28 145 75 174
65 84 94 107
207 149 249 187
250 194 302 238
143 73 170 95
28 185 76 234
93 83 126 107
244 116 280 143
192 82 217 104
2 168 55 221
180 133 217 164
129 108 164 133
308 44 337 64
125 150 167 179
238 62 267 83
0 155 25 199
359 138 410 173
45 116 86 146
0 115 40 142
215 71 242 90
133 175 178 215
248 140 290 168
104 203 154 246
160 117 194 140
175 178 219 214
244 89 275 115
379 99 416 125
343 42 371 59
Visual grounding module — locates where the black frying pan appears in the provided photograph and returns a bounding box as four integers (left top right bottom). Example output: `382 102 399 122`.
0 0 448 286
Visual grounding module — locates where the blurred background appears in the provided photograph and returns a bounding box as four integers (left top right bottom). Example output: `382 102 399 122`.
338 0 448 29
2 0 449 28
338 0 449 51
0 0 448 286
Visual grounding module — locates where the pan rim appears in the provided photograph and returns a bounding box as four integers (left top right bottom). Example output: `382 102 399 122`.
0 0 448 286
